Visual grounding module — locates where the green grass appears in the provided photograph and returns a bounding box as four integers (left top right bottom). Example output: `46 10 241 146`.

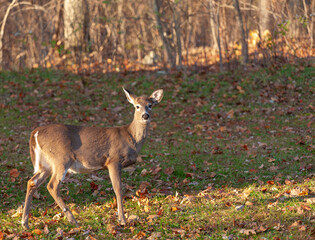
0 63 314 239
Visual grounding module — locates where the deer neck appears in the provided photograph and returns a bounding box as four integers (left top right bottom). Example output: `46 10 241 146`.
127 118 149 147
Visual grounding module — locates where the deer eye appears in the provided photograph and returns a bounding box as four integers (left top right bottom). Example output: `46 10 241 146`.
136 105 140 109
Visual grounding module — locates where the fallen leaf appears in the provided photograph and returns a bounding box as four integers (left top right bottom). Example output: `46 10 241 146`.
106 224 117 235
172 228 186 235
68 228 80 235
289 220 306 231
305 198 315 204
72 208 80 216
134 231 146 238
237 85 245 94
258 226 268 232
171 206 180 212
90 182 99 190
267 180 274 185
147 215 159 222
242 144 249 151
239 229 256 235
127 215 139 223
267 157 275 162
185 172 194 178
227 109 234 118
245 201 254 206
10 169 19 178
87 235 98 240
43 225 49 234
210 172 216 178
151 166 162 175
147 232 162 240
164 167 174 175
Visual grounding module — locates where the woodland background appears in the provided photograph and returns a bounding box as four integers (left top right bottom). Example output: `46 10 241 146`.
0 0 314 239
0 0 314 72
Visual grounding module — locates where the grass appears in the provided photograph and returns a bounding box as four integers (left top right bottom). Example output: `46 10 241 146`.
0 63 314 239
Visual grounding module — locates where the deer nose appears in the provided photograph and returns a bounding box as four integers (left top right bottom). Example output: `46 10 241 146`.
142 113 150 120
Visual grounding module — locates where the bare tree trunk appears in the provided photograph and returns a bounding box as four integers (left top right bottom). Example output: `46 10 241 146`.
117 0 126 58
259 0 269 34
209 0 218 50
64 0 85 50
153 0 176 68
233 0 248 64
0 0 17 70
311 0 315 48
302 0 313 48
216 1 223 72
172 3 182 67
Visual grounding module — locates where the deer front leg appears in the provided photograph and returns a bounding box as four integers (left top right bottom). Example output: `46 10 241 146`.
47 170 78 227
108 162 126 225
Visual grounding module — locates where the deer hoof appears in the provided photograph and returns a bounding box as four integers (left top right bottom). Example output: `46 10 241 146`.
119 219 126 226
22 222 29 230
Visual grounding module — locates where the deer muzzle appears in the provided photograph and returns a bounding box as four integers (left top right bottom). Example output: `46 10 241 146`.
142 113 150 120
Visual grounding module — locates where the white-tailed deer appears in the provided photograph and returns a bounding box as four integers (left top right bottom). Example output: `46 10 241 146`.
21 88 163 229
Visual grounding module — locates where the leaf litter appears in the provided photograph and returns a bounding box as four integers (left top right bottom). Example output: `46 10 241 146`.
0 64 314 238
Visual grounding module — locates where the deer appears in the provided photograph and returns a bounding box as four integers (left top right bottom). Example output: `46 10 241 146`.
21 88 163 230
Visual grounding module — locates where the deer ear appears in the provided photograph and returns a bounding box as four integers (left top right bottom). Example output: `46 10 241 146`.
150 89 163 105
123 88 136 105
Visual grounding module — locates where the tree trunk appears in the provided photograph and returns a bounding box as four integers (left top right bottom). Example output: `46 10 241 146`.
64 0 85 50
302 0 313 48
259 0 269 34
172 3 182 67
153 0 176 68
209 0 218 50
233 0 248 64
0 0 17 70
216 1 223 72
117 0 126 58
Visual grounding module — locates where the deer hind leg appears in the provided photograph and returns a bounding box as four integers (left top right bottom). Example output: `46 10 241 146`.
22 170 50 229
46 164 78 227
108 162 126 225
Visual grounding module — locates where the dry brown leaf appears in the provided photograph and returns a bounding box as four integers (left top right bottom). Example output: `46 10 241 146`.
10 169 19 178
128 215 139 223
239 229 256 235
87 235 98 240
171 206 180 212
147 232 162 240
164 167 174 175
151 166 162 175
305 197 315 204
32 229 42 235
106 224 117 235
172 228 186 235
245 201 254 206
227 109 234 118
134 231 146 239
72 208 80 216
289 220 305 230
68 228 80 235
210 172 216 178
147 215 159 222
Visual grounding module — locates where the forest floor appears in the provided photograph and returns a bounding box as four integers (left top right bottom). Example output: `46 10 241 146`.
0 61 314 239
